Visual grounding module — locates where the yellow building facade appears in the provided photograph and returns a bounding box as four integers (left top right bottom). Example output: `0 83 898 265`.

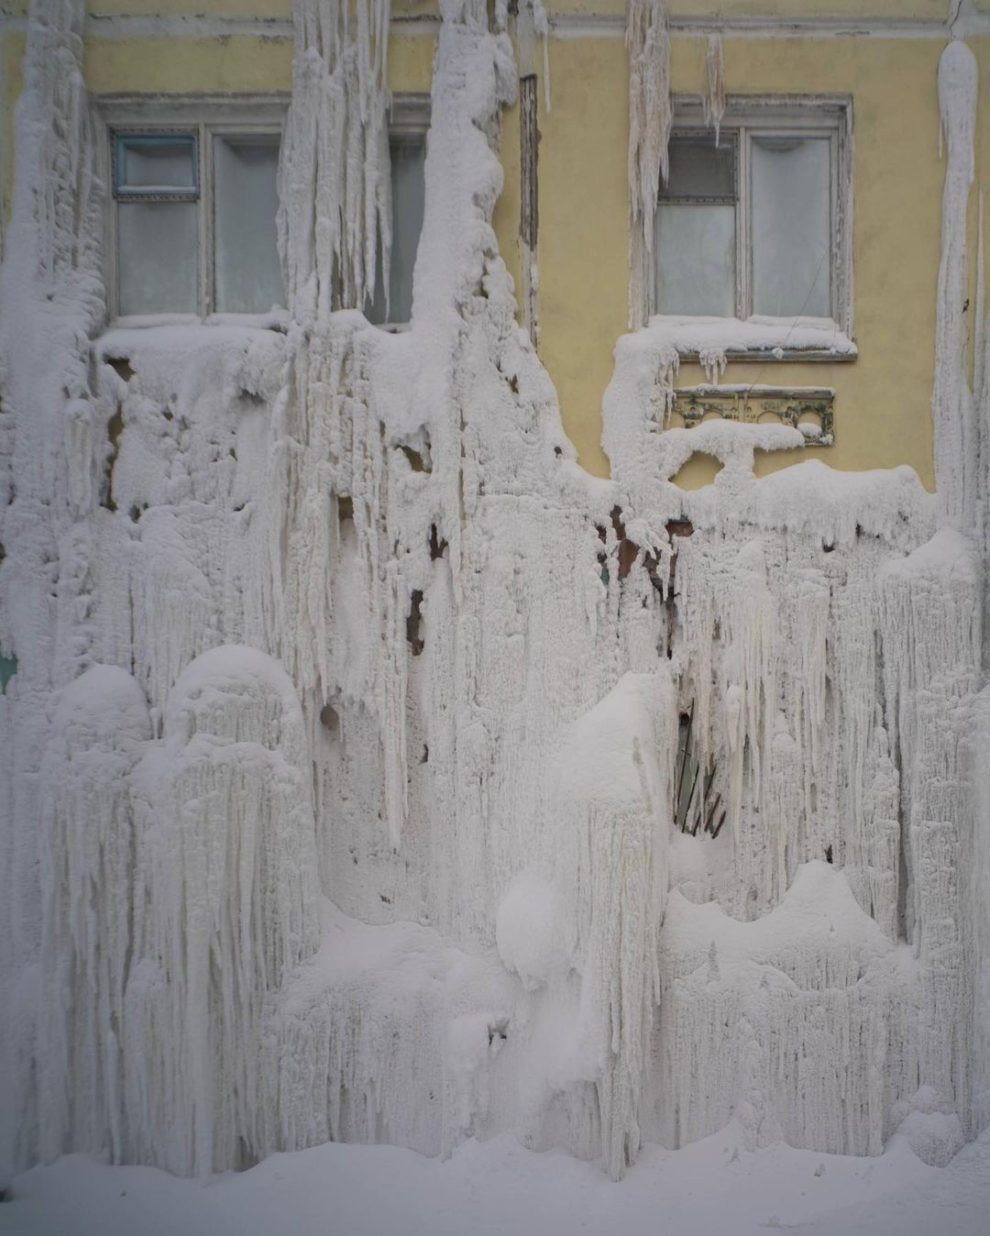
2 0 988 486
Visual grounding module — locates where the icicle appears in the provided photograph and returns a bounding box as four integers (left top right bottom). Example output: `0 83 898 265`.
626 0 672 327
703 34 726 144
277 0 392 320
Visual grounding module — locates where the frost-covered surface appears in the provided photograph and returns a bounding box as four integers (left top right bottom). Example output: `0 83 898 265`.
1 0 990 1204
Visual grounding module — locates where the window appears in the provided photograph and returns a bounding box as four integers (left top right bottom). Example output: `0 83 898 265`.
653 99 852 330
103 95 428 326
103 98 287 319
366 94 430 328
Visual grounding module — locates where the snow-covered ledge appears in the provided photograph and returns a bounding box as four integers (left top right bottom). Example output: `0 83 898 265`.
645 314 857 379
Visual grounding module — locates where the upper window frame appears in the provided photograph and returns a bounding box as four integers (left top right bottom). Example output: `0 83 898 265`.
651 94 854 342
97 94 289 323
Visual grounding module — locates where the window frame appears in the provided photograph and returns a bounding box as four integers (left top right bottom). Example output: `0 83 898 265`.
652 95 854 342
98 95 289 323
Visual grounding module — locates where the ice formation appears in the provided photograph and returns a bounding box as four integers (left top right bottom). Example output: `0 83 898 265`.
1 0 990 1196
626 0 672 327
702 34 725 143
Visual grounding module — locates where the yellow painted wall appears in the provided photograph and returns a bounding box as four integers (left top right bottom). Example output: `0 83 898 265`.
535 32 955 486
3 1 988 491
1 30 25 238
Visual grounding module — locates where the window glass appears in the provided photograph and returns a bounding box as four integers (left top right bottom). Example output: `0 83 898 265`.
117 200 198 315
367 136 426 325
655 204 735 317
660 134 736 202
116 135 196 195
656 134 736 316
213 135 283 313
751 136 831 318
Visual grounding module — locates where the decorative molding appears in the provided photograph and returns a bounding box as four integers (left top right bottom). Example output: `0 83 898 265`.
3 10 984 42
673 384 835 446
549 12 990 40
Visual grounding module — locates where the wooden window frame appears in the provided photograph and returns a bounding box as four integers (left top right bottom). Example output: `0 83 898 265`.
649 95 854 344
98 95 289 322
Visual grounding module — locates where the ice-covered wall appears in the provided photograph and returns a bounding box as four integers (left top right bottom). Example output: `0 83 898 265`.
1 0 989 1190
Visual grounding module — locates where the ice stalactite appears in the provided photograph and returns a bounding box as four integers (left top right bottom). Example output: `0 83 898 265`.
703 34 725 144
125 648 319 1176
548 672 677 1179
933 39 979 529
626 0 672 327
36 669 151 1165
277 0 393 319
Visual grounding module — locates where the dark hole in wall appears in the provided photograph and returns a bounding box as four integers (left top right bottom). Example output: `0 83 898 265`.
664 518 694 597
398 442 432 474
429 524 447 560
0 652 17 695
102 406 125 512
338 495 354 526
610 506 639 580
320 703 340 737
407 590 425 656
107 357 134 384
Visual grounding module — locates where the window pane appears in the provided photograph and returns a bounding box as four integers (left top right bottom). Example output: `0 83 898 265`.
655 203 735 317
661 134 736 201
367 137 426 325
117 135 196 193
117 201 198 315
751 136 831 318
213 135 284 314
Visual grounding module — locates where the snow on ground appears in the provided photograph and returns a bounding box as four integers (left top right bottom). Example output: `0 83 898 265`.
4 1128 989 1236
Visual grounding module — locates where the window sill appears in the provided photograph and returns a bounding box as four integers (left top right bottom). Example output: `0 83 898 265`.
645 315 857 365
95 316 289 373
106 311 289 333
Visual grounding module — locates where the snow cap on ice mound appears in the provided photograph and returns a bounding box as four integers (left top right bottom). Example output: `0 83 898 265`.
655 863 906 1156
662 860 893 980
558 670 674 812
890 1087 965 1167
51 664 152 750
164 644 308 750
496 871 575 991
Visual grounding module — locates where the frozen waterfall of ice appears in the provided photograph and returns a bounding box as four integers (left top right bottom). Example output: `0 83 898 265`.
0 0 989 1192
